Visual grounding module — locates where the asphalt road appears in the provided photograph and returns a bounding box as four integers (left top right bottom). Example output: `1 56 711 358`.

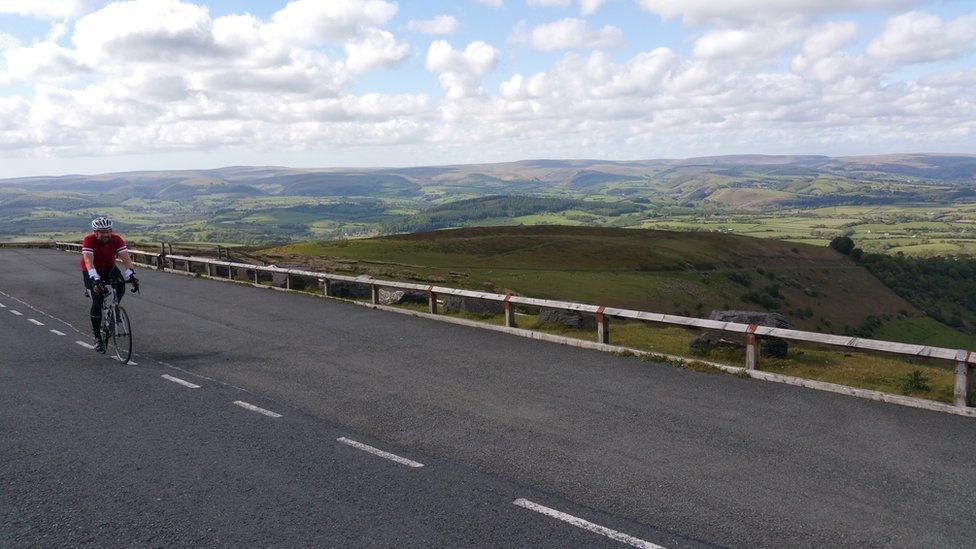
3 248 976 548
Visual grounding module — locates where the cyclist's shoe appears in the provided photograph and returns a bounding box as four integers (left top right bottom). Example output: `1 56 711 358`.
93 336 106 353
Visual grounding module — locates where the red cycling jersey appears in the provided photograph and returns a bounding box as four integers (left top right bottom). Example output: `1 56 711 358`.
79 233 128 273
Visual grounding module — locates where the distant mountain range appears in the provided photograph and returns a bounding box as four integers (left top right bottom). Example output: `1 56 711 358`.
1 153 974 244
3 153 975 197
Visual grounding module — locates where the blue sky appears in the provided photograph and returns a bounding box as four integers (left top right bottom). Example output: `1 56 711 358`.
0 0 974 177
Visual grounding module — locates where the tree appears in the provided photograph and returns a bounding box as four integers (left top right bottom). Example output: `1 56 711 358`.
829 236 855 255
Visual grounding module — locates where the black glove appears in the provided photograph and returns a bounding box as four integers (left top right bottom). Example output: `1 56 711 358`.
131 277 140 293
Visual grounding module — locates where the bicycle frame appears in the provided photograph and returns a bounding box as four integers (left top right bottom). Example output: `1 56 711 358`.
93 277 136 363
100 285 122 335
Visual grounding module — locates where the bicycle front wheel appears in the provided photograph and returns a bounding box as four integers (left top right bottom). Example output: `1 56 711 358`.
111 305 133 364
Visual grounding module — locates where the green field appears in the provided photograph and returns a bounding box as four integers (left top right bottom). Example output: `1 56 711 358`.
4 155 976 255
260 225 967 342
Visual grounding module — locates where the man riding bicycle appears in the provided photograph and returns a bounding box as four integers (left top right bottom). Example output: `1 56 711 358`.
81 217 139 353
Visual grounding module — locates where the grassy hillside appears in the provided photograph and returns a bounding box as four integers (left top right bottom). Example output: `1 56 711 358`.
259 225 966 341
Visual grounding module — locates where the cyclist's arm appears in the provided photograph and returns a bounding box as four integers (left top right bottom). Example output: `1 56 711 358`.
118 249 135 271
82 251 97 272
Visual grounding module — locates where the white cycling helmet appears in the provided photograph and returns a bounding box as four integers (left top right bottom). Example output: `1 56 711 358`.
91 216 113 231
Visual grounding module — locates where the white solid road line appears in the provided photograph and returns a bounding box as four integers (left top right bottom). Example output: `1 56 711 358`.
28 318 44 326
513 499 665 549
75 340 94 349
9 309 22 316
50 329 66 336
337 437 424 468
161 374 201 389
233 400 282 418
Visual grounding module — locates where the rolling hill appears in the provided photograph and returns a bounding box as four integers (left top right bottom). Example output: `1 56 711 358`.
260 225 963 343
2 154 974 247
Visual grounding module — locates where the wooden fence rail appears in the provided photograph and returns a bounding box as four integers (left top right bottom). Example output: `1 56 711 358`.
54 241 976 408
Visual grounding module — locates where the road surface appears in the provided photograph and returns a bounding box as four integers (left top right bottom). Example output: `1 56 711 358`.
2 248 976 547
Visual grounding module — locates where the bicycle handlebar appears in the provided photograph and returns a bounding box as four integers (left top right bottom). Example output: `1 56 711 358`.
93 277 140 293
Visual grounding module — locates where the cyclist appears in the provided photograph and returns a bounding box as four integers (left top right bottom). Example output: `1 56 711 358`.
81 217 139 353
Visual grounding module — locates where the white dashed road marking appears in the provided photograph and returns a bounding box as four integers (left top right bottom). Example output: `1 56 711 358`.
161 374 200 389
233 400 282 418
0 303 5 307
75 340 95 349
28 318 44 326
9 310 22 316
337 437 424 468
513 499 665 549
50 329 65 336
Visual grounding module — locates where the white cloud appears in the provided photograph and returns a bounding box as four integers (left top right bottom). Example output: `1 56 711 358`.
475 0 504 8
71 0 216 66
0 0 92 20
266 0 398 44
527 0 572 7
867 10 976 64
579 0 609 16
407 15 459 35
3 41 85 82
799 21 858 59
426 40 499 99
790 22 864 82
1 0 975 164
344 28 410 72
636 0 920 25
693 27 800 62
512 18 624 51
526 0 610 15
0 32 19 51
0 0 422 156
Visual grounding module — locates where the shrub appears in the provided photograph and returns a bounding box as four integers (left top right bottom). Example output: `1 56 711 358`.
829 236 855 255
726 271 752 287
899 370 931 395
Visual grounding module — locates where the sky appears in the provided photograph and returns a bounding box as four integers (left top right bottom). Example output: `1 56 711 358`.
0 0 974 177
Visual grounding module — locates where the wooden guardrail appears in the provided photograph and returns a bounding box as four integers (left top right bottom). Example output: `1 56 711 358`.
54 241 976 409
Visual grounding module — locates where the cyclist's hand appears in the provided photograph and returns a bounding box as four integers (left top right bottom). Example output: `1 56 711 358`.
91 283 104 295
131 278 140 293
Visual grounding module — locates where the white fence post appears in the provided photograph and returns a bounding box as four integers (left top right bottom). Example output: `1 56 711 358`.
955 350 974 407
322 279 332 297
371 284 380 304
427 285 437 314
745 325 760 370
597 306 609 344
503 294 516 327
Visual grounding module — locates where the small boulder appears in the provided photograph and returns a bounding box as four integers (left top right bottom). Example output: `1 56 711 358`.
537 308 596 330
328 280 371 298
285 275 309 291
378 289 428 305
690 310 790 358
442 295 504 315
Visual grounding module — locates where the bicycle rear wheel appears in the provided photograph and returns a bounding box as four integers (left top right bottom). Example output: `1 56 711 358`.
111 305 133 364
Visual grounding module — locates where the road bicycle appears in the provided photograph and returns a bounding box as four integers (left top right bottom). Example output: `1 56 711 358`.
93 277 139 364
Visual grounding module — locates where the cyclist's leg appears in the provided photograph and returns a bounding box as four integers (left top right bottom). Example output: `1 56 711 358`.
84 270 103 338
108 265 126 303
